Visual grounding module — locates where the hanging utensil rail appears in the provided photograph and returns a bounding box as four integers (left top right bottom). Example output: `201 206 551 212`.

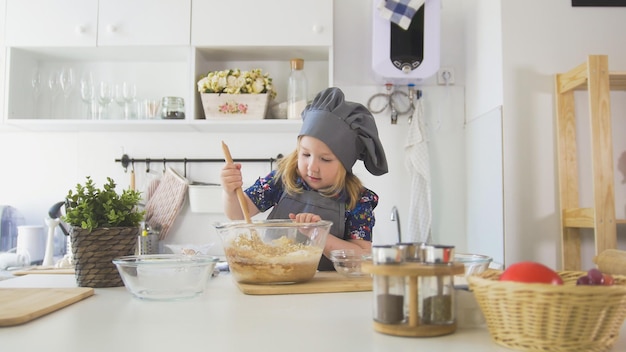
115 153 283 177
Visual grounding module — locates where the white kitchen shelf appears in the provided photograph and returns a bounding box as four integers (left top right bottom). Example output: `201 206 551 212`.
2 0 333 133
1 118 303 133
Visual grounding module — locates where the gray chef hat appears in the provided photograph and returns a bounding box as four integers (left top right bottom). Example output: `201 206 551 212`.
299 87 388 176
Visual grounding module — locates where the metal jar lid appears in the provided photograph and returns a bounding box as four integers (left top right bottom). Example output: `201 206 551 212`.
372 245 404 265
422 244 455 264
395 242 426 262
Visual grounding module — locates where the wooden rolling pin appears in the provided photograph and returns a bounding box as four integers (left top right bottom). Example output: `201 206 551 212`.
221 141 252 224
593 249 626 275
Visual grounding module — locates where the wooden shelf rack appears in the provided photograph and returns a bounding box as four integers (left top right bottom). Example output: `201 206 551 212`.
555 54 626 270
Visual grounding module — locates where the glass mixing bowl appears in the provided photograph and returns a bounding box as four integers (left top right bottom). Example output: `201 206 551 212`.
214 220 332 284
113 254 218 300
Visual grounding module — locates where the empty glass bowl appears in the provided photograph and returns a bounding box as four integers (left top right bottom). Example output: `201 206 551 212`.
329 249 372 278
454 253 493 277
113 254 218 300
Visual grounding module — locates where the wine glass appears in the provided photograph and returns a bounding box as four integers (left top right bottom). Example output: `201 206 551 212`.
123 82 137 119
114 83 126 118
80 71 95 119
47 71 60 118
31 68 42 115
97 81 113 119
59 67 75 118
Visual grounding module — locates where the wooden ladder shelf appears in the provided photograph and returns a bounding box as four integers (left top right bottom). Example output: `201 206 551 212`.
555 55 626 270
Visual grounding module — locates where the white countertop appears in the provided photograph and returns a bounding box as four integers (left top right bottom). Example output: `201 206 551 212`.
1 273 625 352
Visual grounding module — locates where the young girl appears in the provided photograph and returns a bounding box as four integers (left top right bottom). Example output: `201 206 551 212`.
220 87 388 270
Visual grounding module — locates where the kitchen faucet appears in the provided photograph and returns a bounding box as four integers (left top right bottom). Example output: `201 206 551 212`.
390 206 401 242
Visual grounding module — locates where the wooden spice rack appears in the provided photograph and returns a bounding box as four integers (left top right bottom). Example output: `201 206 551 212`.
361 261 464 337
555 55 626 270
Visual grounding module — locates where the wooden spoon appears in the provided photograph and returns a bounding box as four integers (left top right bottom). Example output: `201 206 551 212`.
221 141 252 224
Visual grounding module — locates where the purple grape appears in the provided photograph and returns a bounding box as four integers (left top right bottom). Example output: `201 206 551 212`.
577 275 592 285
587 268 604 285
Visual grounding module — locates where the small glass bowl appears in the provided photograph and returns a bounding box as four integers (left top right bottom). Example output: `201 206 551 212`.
329 249 371 278
454 253 493 277
113 254 218 301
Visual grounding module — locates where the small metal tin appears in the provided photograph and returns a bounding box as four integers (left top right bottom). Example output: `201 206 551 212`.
372 245 404 264
422 244 455 264
396 242 426 262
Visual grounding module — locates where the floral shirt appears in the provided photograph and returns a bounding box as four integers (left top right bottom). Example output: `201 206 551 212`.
244 170 379 241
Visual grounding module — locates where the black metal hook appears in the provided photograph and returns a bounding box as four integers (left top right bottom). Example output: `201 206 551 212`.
121 154 130 173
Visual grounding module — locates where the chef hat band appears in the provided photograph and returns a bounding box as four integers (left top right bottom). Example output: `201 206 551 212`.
299 87 388 176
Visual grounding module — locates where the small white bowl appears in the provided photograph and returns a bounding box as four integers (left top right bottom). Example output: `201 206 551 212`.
113 254 218 301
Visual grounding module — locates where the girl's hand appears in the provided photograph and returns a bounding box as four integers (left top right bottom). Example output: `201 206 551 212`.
289 213 322 223
220 162 243 193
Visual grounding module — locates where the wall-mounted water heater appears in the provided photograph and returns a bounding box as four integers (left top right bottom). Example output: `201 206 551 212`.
372 0 441 85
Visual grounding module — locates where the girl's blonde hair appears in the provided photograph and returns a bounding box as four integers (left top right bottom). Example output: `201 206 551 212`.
275 139 364 210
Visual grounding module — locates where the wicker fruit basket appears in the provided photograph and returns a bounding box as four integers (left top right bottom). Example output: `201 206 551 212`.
468 270 626 352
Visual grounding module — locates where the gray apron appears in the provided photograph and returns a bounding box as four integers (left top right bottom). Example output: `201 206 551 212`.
268 190 345 271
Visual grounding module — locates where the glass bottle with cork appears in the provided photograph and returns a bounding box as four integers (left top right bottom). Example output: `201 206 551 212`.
287 58 307 119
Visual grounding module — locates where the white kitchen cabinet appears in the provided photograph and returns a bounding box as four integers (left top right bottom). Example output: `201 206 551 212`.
0 0 6 125
191 0 332 46
5 0 98 47
5 0 191 47
98 0 191 46
1 0 332 132
190 0 334 121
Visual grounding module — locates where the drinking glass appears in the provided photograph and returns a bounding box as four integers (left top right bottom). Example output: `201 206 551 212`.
31 68 42 115
80 71 96 119
48 71 60 118
59 67 75 118
97 81 113 119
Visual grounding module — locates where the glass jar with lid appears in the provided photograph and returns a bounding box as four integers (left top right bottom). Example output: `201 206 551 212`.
371 245 406 324
160 97 185 119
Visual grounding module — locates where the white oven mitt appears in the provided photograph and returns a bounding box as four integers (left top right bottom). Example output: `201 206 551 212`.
144 167 189 240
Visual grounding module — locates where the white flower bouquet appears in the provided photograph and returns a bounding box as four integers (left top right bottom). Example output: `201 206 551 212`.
197 68 275 119
197 68 276 99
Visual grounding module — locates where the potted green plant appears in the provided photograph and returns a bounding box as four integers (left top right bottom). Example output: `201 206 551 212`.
62 176 145 288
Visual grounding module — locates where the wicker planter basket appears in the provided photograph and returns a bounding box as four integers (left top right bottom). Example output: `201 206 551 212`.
468 270 626 352
69 226 139 288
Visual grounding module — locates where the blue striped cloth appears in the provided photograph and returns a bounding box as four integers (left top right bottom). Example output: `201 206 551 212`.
377 0 426 30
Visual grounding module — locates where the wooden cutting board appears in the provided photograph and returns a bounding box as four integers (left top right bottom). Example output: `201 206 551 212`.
12 267 75 276
236 271 372 295
0 288 94 327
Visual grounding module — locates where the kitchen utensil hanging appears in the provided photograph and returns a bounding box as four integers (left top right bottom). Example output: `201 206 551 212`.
144 167 189 240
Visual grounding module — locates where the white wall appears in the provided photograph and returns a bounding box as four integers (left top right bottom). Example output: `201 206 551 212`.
497 0 626 268
0 0 470 258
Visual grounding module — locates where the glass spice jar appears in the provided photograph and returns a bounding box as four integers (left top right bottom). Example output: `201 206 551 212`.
160 96 185 119
372 245 406 324
419 244 456 325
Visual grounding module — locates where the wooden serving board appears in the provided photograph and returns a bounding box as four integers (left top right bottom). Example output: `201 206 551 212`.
0 288 94 327
12 267 75 276
236 271 372 295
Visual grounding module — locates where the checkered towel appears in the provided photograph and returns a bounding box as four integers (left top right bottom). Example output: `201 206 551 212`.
377 0 426 30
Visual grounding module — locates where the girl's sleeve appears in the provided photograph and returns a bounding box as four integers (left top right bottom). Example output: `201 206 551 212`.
244 170 283 212
345 189 379 241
